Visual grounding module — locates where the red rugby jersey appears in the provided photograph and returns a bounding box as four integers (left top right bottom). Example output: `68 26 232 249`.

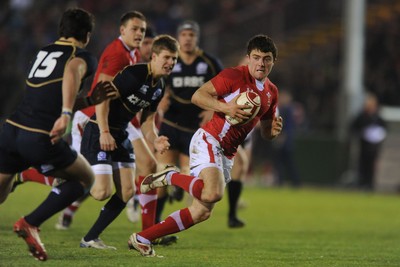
202 65 278 158
81 37 140 117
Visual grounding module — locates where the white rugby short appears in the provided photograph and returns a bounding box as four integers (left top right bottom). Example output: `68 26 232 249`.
71 110 90 153
189 128 233 183
126 122 143 142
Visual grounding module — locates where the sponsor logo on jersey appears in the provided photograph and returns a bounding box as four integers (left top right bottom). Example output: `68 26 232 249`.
196 62 208 75
40 164 55 173
127 93 151 108
97 151 107 161
51 187 61 195
172 76 205 88
172 63 182 72
139 85 149 94
151 88 162 100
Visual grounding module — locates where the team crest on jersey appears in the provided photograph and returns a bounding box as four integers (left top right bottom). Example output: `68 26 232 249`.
266 92 272 106
151 88 162 100
40 164 55 173
139 84 149 94
97 151 107 161
196 62 208 75
172 63 182 73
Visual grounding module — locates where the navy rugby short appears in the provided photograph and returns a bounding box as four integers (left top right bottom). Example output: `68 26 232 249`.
0 123 77 174
158 123 193 156
80 121 134 165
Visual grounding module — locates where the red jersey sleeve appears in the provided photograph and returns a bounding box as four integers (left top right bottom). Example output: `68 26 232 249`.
260 81 278 121
100 47 131 77
210 68 242 96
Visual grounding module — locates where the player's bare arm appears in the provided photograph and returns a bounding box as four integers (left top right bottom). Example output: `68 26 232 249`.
96 83 117 151
73 81 118 111
260 116 283 140
191 81 250 120
140 109 170 154
156 87 171 117
50 57 86 144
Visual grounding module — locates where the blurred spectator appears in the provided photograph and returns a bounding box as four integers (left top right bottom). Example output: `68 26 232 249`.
272 89 301 187
350 92 387 191
1 0 399 138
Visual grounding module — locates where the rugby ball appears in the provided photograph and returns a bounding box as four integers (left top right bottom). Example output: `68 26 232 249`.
225 91 261 126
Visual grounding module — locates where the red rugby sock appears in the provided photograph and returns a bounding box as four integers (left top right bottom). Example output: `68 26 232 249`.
20 168 55 186
137 176 157 230
138 208 194 241
170 173 204 200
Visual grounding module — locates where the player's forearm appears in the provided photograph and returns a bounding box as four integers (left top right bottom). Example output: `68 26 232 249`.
260 117 283 140
141 113 158 144
73 96 93 111
260 119 275 140
61 68 79 114
63 57 87 114
192 83 225 113
95 100 110 132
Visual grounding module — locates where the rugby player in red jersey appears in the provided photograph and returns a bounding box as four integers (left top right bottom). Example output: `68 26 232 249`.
128 34 283 257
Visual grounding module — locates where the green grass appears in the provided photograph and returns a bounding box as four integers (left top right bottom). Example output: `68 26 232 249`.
1 183 400 266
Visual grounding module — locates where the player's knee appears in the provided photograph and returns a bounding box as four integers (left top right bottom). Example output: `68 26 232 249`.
79 174 94 190
90 187 112 201
201 191 223 203
198 209 212 222
190 204 213 223
120 187 134 202
0 175 16 204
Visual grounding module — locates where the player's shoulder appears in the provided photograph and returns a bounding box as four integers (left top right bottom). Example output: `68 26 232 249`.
125 62 148 72
219 65 246 78
264 78 278 93
102 38 127 56
75 47 95 60
197 49 223 67
121 63 149 80
75 47 97 74
198 49 218 61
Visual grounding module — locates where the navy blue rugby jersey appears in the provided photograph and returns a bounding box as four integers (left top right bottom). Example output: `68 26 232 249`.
164 49 223 130
8 40 96 132
95 63 165 130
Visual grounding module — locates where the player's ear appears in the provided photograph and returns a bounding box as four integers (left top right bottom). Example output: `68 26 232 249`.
151 52 157 61
84 32 91 46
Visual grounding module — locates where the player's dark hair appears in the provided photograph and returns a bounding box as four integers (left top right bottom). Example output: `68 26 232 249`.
120 11 146 25
145 27 157 38
58 8 95 43
247 34 278 61
151 34 179 55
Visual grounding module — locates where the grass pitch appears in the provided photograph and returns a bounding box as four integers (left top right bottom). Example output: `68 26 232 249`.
0 183 399 267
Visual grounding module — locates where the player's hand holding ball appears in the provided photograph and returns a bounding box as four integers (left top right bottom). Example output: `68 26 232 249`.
225 91 261 126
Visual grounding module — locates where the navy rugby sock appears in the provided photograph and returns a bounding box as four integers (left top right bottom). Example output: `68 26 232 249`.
84 194 126 241
25 180 84 227
155 195 168 224
227 180 243 219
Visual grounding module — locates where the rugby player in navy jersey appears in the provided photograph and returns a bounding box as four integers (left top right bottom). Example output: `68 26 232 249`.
0 8 97 261
79 35 179 249
155 20 223 224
